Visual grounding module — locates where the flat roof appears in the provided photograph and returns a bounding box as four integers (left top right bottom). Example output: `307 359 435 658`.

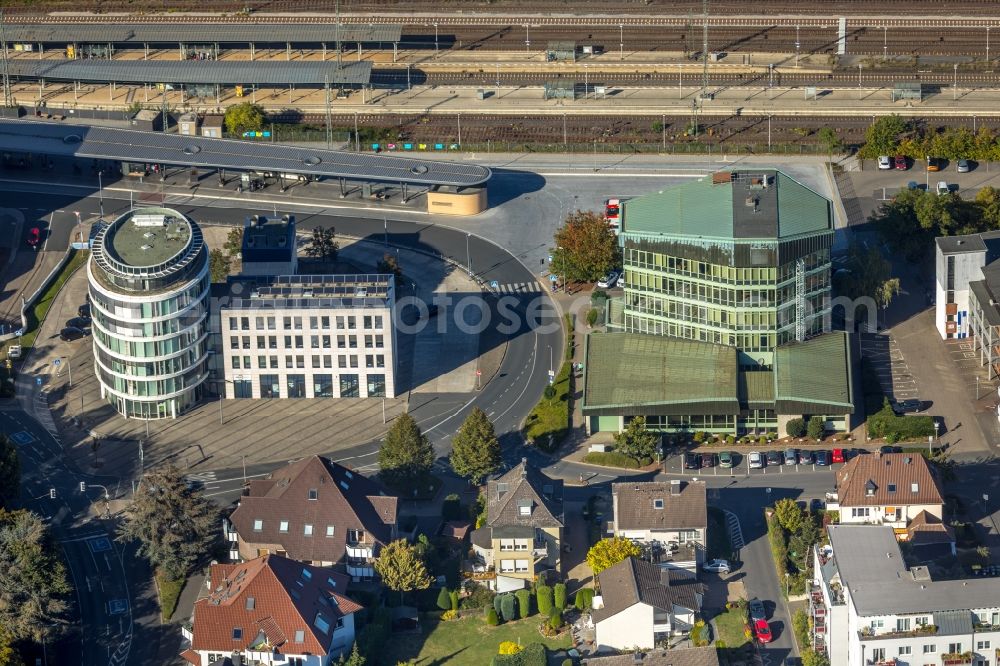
6 59 372 86
0 120 492 188
3 22 401 44
110 210 193 267
221 274 394 310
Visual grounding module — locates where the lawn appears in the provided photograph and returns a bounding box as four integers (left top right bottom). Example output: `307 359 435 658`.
383 612 572 665
523 361 572 450
712 604 750 649
156 572 186 623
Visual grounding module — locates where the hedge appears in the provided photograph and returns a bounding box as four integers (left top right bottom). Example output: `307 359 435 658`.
356 607 391 660
582 451 651 469
574 588 595 611
564 313 575 361
867 401 936 442
492 643 547 666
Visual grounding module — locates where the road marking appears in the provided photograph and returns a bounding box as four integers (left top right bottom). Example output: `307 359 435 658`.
10 430 36 445
87 536 113 553
108 599 128 615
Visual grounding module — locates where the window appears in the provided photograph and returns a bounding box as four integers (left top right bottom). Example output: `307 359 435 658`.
314 374 333 398
364 315 373 329
283 316 292 330
500 559 515 573
347 316 357 329
515 561 529 573
323 356 333 368
311 335 320 349
336 316 345 329
653 499 664 509
367 374 386 398
322 335 331 349
243 355 251 369
268 336 278 349
295 355 305 369
912 483 919 493
314 612 331 634
295 335 304 349
897 618 911 632
349 335 358 349
312 355 321 369
374 315 383 329
285 355 293 369
308 489 318 500
287 374 306 398
260 374 280 398
255 316 265 330
340 374 360 398
232 627 243 640
365 335 374 349
240 317 250 331
230 336 240 349
375 334 384 348
245 597 255 610
266 316 276 330
293 317 302 330
948 644 962 654
899 647 911 656
304 524 314 536
228 317 238 331
871 649 885 663
350 356 358 368
309 316 318 329
923 645 936 654
242 336 251 349
337 335 347 349
253 519 263 532
326 525 335 537
338 355 348 368
269 356 278 369
290 659 304 666
231 356 241 369
257 356 267 369
321 316 330 328
279 521 289 533
284 335 292 349
977 641 991 651
294 629 305 643
366 354 375 368
852 507 871 518
518 502 531 516
499 539 515 551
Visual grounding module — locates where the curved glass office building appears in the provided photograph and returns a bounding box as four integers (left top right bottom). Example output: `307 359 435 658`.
88 207 211 419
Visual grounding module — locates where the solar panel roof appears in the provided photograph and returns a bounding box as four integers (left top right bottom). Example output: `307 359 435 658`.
0 120 492 187
6 59 372 86
3 23 401 44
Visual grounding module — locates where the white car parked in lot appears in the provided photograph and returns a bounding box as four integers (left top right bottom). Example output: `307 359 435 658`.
748 451 764 468
597 271 620 288
703 559 732 574
936 181 950 195
877 155 892 170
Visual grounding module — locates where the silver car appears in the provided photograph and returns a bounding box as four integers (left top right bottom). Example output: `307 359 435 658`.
957 159 971 173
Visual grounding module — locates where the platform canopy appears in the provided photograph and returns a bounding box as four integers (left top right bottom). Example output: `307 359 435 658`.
5 59 372 86
0 120 492 188
2 22 402 44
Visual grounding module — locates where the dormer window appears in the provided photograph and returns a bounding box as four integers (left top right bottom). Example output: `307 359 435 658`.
911 483 919 493
245 597 255 610
253 519 263 532
518 499 532 516
308 488 318 500
887 484 896 493
232 627 243 640
653 499 665 510
865 480 877 496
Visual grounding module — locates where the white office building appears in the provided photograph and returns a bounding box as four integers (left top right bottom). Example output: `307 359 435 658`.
812 524 1000 666
88 207 211 419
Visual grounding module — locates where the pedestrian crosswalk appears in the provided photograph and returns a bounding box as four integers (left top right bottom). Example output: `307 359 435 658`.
491 281 543 294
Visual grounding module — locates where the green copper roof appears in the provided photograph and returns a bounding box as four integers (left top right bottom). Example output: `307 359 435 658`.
774 331 854 412
582 333 740 415
622 169 831 240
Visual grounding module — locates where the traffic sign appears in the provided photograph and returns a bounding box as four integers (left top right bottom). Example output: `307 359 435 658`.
476 369 482 376
53 359 61 367
15 328 23 337
35 377 42 386
489 280 499 289
549 274 558 282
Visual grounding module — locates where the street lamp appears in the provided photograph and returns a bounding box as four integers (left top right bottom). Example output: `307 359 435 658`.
466 233 472 277
97 169 105 219
883 26 888 61
953 63 959 100
619 24 624 61
433 22 439 55
785 572 790 598
795 25 800 67
524 24 530 52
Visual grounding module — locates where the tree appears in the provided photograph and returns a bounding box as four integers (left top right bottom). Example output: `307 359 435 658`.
859 114 907 158
553 582 567 610
499 593 517 621
117 466 219 580
802 649 831 666
209 248 231 282
337 643 366 666
875 277 902 329
807 416 825 441
550 210 621 284
536 584 553 615
515 589 532 618
307 226 339 260
224 102 265 137
485 607 500 626
378 413 435 487
785 418 806 438
449 589 459 611
449 407 501 484
0 629 21 666
547 607 564 630
773 498 804 534
436 587 452 611
0 509 71 643
574 588 595 611
612 417 659 462
976 186 1000 229
817 127 842 159
376 253 403 281
373 539 432 604
224 226 244 257
0 435 20 508
586 537 642 576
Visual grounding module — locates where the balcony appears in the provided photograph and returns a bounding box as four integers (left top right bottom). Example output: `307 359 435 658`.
941 653 973 666
860 625 938 641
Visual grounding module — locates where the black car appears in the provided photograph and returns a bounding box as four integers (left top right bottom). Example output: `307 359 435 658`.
78 303 91 318
684 453 700 470
748 598 767 623
700 453 715 468
815 450 830 466
59 326 86 341
765 450 783 466
879 445 903 454
66 316 91 329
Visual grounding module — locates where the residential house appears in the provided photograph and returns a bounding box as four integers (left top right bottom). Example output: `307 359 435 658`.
811 524 1000 666
832 452 944 531
610 479 707 573
181 554 363 666
226 456 398 581
582 646 721 666
470 458 563 592
592 556 704 651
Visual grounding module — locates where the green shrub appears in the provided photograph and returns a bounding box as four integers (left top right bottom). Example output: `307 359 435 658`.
461 584 495 609
591 290 608 303
548 608 564 631
867 400 936 441
515 589 532 617
693 431 706 443
536 584 553 615
357 606 391 660
793 609 811 648
586 308 599 327
562 660 574 666
553 583 567 610
581 451 650 469
726 434 736 445
807 416 825 440
442 494 462 521
436 587 452 611
500 593 517 621
564 314 575 361
543 385 556 400
758 435 767 446
486 607 500 626
786 418 806 438
574 588 595 611
449 590 459 611
493 593 504 619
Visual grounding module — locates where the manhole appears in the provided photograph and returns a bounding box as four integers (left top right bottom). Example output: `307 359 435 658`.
409 164 429 175
302 155 321 165
62 134 82 144
182 145 201 155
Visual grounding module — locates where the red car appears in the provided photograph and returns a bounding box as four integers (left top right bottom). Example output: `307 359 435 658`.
26 227 41 248
754 618 773 644
832 448 845 464
894 155 908 170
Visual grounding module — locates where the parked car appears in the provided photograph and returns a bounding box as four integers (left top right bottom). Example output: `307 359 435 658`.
892 399 923 414
936 181 950 195
77 303 91 318
894 155 908 170
718 451 734 468
748 451 764 469
26 227 41 247
59 326 86 341
831 448 846 464
907 180 920 190
596 271 620 289
66 316 91 329
957 159 971 173
880 445 903 454
754 619 773 644
798 450 815 465
810 498 826 512
703 559 731 574
926 156 941 172
815 450 830 466
700 453 715 468
684 453 700 470
748 598 767 622
877 155 892 170
784 448 799 465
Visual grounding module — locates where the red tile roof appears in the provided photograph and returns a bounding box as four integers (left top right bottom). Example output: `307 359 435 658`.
180 648 201 666
230 455 398 564
835 452 943 507
190 554 362 657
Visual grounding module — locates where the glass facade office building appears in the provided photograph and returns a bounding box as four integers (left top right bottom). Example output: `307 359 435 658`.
88 207 211 419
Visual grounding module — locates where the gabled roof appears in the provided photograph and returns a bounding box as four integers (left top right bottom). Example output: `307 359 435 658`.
485 459 563 529
583 646 721 666
835 452 943 508
592 557 703 623
612 481 707 532
190 555 362 656
907 510 955 545
229 456 397 563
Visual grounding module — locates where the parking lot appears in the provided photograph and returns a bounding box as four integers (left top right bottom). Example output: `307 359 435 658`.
861 331 921 403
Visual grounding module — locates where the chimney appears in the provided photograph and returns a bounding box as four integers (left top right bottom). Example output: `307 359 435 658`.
521 457 528 477
670 479 682 495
